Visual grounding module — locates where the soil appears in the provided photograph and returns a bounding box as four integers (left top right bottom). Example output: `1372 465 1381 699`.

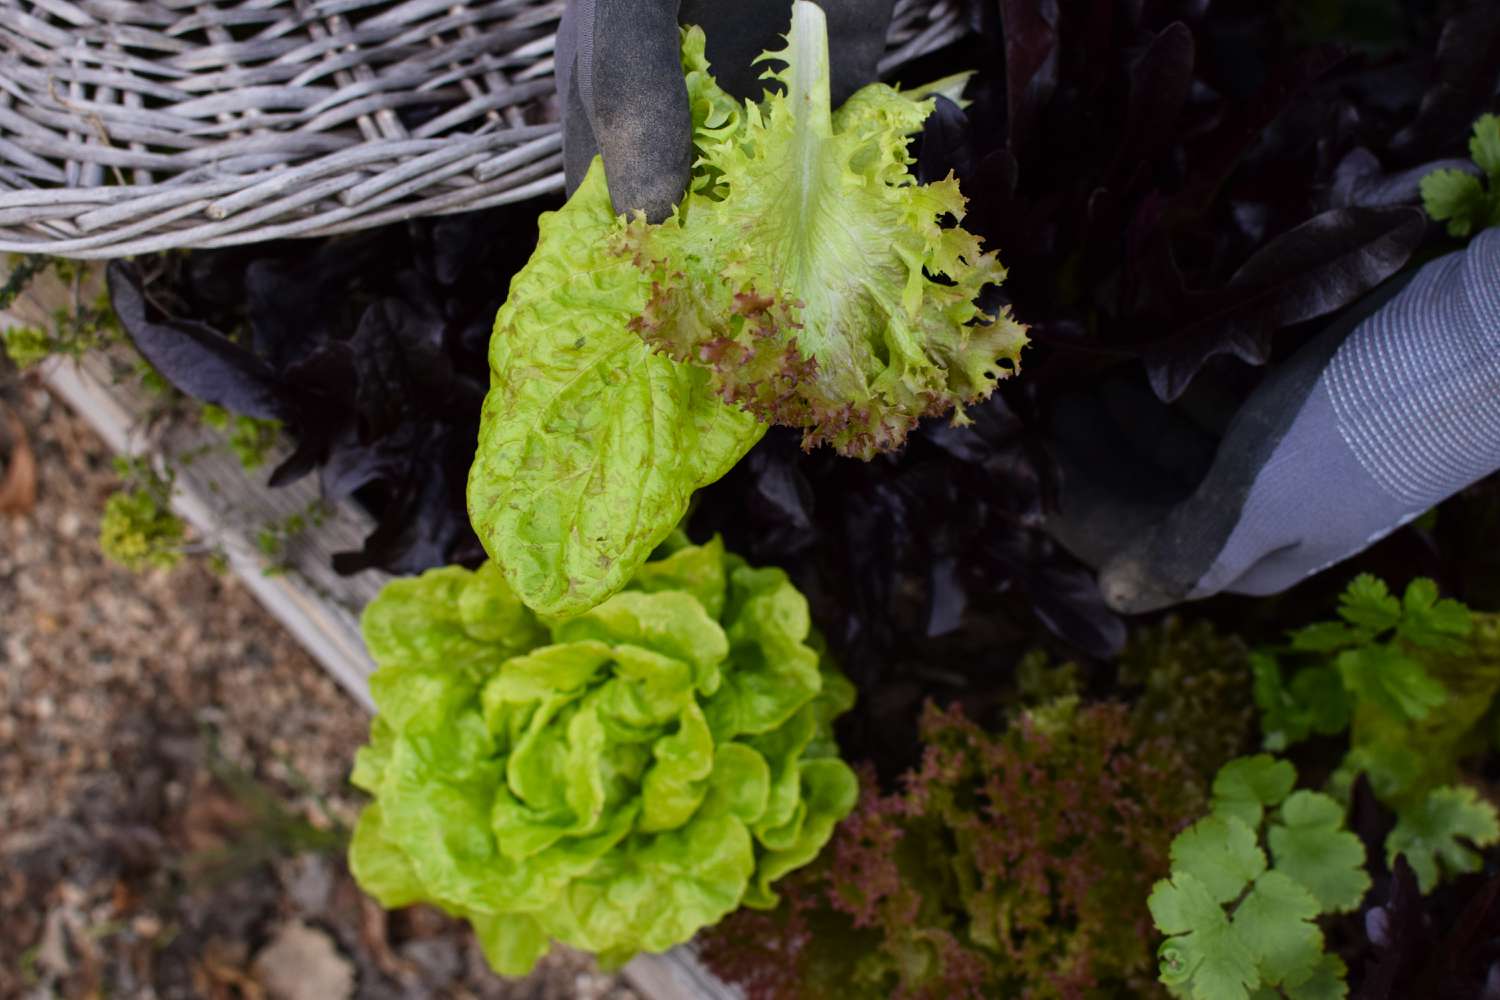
0 367 638 1000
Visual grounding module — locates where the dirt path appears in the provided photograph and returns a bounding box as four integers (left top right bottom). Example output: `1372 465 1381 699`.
0 369 636 1000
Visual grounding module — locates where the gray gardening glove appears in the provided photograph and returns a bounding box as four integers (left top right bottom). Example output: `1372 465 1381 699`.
556 0 896 222
1099 226 1500 613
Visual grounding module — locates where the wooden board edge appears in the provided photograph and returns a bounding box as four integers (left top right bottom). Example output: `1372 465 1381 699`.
39 355 380 712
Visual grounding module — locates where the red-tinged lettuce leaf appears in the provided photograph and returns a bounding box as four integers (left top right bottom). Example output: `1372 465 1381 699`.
623 7 1026 460
1161 43 1350 225
108 260 297 424
690 391 1126 776
1389 6 1500 166
916 94 974 186
1355 854 1500 1000
998 0 1058 173
1330 149 1480 211
904 0 1467 410
1111 21 1196 178
1022 561 1128 659
108 194 550 578
1141 206 1426 402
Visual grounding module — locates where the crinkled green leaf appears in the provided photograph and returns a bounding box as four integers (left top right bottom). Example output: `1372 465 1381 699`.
745 704 820 847
1387 785 1500 891
470 912 551 977
1335 644 1445 722
628 533 730 620
1150 871 1258 1000
706 563 823 739
350 716 394 793
458 560 549 650
744 756 860 908
362 566 521 676
348 539 857 975
466 156 764 618
348 804 425 909
639 700 717 832
1169 814 1267 903
1212 755 1297 829
553 590 730 681
1234 871 1323 988
702 742 772 824
1267 791 1370 913
1396 578 1473 653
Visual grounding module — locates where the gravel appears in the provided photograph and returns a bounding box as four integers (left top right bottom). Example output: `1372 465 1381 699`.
0 369 638 1000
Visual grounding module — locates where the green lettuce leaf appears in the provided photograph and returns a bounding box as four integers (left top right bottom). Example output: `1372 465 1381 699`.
467 158 763 618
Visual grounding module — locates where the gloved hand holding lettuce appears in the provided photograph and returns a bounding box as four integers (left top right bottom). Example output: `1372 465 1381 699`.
349 534 858 974
468 1 1026 618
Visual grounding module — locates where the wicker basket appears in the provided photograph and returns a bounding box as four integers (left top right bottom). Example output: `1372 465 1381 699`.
0 0 967 258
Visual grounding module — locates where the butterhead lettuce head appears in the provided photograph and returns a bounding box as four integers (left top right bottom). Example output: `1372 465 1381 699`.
349 535 859 974
468 1 1024 618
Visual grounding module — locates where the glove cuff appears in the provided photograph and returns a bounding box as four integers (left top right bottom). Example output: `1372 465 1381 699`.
1325 226 1500 509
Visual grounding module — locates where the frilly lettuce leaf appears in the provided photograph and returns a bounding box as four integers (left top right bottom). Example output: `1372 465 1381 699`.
627 3 1025 458
468 1 1022 617
348 537 858 975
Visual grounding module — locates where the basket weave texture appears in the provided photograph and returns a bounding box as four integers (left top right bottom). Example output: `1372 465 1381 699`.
0 0 966 258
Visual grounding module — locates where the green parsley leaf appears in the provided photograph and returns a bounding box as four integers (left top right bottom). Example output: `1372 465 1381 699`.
1396 578 1473 653
1155 758 1361 1000
1169 814 1267 903
1252 654 1351 751
1288 621 1360 653
1286 954 1350 1000
1150 871 1259 999
1387 785 1500 891
1334 645 1445 722
1267 791 1370 913
1469 112 1500 179
1212 755 1296 829
1234 870 1323 988
1342 741 1423 806
1421 169 1490 238
1337 574 1401 635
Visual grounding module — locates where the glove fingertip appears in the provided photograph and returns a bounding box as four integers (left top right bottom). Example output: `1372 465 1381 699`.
1098 551 1187 614
602 156 690 224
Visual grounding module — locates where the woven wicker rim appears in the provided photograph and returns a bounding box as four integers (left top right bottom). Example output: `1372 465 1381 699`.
0 0 966 258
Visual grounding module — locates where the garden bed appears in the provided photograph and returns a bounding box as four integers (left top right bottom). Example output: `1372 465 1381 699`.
6 1 1500 997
